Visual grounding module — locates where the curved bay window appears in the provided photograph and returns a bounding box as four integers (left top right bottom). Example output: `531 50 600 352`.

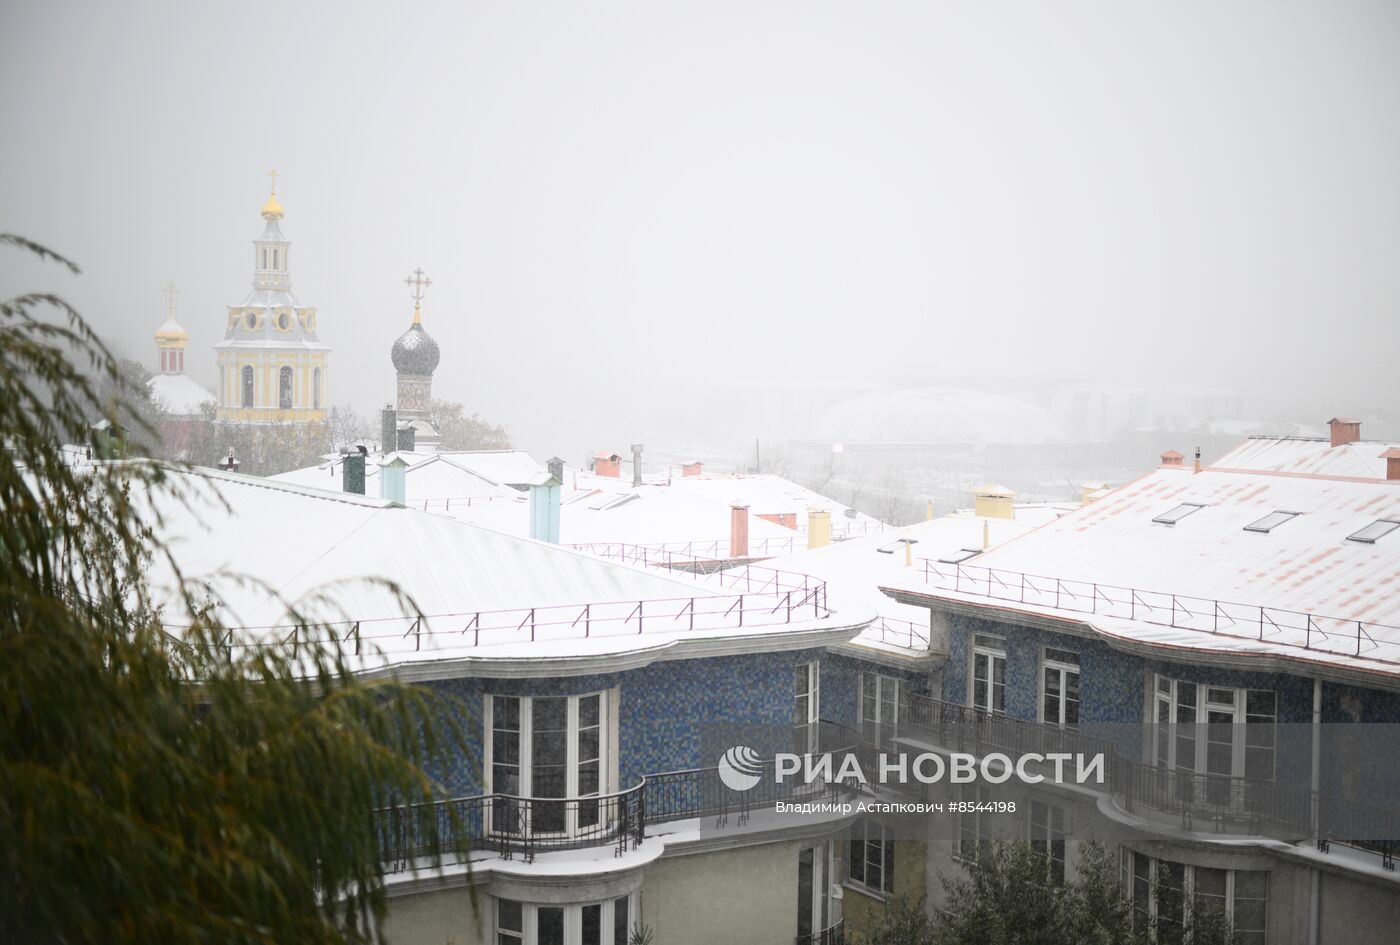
486 691 613 839
278 366 293 409
496 894 635 945
240 365 254 408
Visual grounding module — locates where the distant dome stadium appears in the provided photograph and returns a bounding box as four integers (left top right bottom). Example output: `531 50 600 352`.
810 388 1066 446
391 323 440 376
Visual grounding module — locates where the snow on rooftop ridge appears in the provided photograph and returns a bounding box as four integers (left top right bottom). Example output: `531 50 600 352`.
135 462 858 670
884 465 1400 674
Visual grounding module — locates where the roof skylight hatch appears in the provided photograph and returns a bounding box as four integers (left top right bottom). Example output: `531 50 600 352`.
1244 511 1300 533
938 548 981 564
1346 519 1400 544
1152 503 1206 525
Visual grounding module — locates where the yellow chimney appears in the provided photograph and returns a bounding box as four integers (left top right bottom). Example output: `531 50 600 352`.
1080 481 1108 506
807 509 831 549
925 499 935 521
973 484 1015 521
982 519 990 550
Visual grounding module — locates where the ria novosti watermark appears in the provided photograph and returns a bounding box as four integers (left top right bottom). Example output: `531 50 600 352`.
718 745 1105 793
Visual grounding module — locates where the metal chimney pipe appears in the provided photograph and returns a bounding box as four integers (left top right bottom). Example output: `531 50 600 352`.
631 443 644 487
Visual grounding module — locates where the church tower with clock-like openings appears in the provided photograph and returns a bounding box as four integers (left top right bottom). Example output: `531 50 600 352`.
215 173 330 423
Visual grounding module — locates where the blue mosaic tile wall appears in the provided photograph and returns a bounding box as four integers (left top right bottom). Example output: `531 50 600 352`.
940 612 1400 794
421 647 829 797
822 653 932 729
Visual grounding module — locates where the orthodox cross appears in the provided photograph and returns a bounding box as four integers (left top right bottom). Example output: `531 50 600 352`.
267 168 279 195
162 281 178 318
404 267 432 304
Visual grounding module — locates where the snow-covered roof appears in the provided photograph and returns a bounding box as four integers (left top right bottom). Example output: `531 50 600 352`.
273 450 542 499
661 473 881 528
1215 436 1400 480
947 501 1080 527
147 373 215 417
882 464 1400 681
809 387 1066 446
762 516 1034 659
139 464 866 674
440 483 804 552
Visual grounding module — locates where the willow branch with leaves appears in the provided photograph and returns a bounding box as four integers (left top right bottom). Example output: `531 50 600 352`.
0 234 473 945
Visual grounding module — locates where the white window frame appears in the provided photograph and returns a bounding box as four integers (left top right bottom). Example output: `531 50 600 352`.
970 634 1006 716
495 893 637 945
1039 647 1080 729
859 672 903 749
484 691 616 839
1122 850 1267 945
955 784 991 862
1027 799 1068 885
794 661 821 754
1151 675 1276 781
797 841 837 942
848 818 895 896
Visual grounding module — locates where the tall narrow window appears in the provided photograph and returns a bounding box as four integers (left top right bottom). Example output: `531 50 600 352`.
531 696 568 834
1041 648 1080 728
957 784 991 861
1028 800 1067 885
278 366 293 409
793 661 821 754
312 367 322 409
860 673 902 749
971 634 1006 715
576 693 601 830
240 365 254 408
849 819 895 895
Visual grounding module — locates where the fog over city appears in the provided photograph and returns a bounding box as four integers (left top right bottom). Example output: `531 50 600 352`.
4 1 1399 493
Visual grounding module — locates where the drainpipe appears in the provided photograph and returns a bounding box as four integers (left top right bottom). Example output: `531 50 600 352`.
1309 676 1322 945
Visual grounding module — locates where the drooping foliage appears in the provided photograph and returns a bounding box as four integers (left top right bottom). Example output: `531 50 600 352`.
0 234 470 944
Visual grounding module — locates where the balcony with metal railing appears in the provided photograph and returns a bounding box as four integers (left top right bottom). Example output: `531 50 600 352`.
378 720 862 870
899 693 1399 869
795 917 845 945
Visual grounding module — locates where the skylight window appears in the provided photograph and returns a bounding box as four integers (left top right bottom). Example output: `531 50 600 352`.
1152 503 1205 525
1346 520 1400 544
938 548 981 564
1244 511 1299 533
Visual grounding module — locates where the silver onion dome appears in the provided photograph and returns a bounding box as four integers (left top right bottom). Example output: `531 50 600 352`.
391 323 440 375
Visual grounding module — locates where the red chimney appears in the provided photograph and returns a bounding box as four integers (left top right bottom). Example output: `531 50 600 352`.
1329 417 1361 448
681 461 703 477
730 503 749 558
594 451 621 478
1381 448 1400 482
1193 447 1202 474
1160 449 1185 468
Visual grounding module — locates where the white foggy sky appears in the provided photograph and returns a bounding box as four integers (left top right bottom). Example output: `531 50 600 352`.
2 1 1398 456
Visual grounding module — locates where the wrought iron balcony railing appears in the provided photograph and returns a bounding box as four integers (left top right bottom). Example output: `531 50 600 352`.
378 720 862 869
900 693 1398 869
795 917 845 945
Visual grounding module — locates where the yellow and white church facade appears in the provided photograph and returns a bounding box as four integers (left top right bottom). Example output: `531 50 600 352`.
215 179 330 423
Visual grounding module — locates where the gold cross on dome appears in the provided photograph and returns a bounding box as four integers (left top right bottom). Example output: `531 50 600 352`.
267 168 279 195
162 281 178 318
404 267 432 304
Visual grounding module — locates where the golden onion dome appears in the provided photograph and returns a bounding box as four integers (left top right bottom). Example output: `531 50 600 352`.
154 318 188 345
261 192 284 219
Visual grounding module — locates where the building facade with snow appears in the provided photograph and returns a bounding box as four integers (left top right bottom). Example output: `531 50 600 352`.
139 463 883 945
876 452 1400 945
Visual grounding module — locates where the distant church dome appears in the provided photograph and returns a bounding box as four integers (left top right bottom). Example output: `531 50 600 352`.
391 322 440 375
